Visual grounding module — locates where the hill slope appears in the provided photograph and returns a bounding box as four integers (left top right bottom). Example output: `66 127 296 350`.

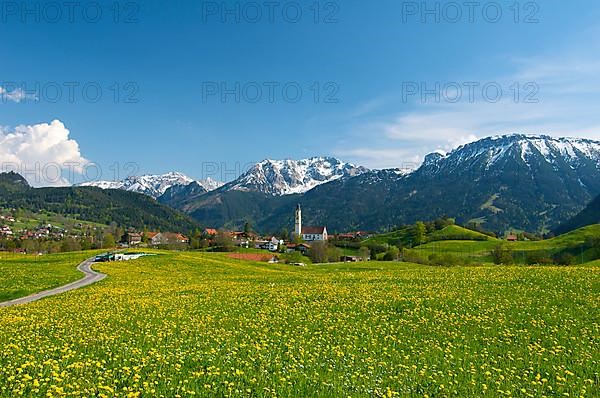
555 195 600 234
0 173 200 232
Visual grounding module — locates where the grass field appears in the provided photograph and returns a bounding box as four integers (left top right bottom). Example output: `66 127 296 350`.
0 251 598 397
364 225 494 248
408 225 600 264
0 251 101 302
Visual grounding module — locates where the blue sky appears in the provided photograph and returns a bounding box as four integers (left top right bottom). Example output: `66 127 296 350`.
2 0 600 184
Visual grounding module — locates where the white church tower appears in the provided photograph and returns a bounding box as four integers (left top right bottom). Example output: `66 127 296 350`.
294 204 302 238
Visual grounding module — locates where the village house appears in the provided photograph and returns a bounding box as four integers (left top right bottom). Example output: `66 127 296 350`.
267 237 282 252
0 225 13 236
286 243 311 254
122 232 142 246
149 232 189 246
335 233 356 240
204 228 218 236
334 231 374 241
254 236 283 251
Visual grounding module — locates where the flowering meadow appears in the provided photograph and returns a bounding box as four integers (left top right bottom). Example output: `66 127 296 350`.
0 252 99 302
0 252 598 397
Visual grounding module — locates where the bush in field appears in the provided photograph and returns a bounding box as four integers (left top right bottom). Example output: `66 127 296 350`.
382 246 400 261
281 250 309 264
526 251 554 265
400 248 428 264
428 253 464 266
367 244 388 260
553 252 576 266
358 246 370 261
309 241 328 263
326 246 342 263
491 244 514 265
213 231 235 252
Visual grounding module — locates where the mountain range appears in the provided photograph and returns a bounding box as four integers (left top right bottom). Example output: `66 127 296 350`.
157 134 600 233
79 172 223 199
223 157 368 195
8 134 600 235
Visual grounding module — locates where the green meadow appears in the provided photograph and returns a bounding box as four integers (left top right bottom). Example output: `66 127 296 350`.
0 251 101 302
0 250 598 397
406 225 600 264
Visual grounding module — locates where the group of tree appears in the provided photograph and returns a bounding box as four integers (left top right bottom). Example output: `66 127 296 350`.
490 244 580 266
0 232 119 254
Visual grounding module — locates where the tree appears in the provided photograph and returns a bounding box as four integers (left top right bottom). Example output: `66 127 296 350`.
103 233 116 249
61 237 82 252
281 250 305 264
412 222 426 246
359 246 370 261
214 230 234 252
434 216 455 230
491 244 514 265
553 252 575 266
279 228 290 241
309 241 328 263
79 237 92 251
367 244 387 260
383 246 400 261
243 222 252 235
326 246 342 263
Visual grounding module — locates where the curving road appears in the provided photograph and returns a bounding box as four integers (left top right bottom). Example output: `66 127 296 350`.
0 257 106 308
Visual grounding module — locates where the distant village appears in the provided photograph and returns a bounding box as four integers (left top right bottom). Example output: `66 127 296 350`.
0 205 375 262
1 204 535 265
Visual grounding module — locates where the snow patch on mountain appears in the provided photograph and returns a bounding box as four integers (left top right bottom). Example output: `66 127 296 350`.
226 157 369 195
432 134 600 172
79 172 223 199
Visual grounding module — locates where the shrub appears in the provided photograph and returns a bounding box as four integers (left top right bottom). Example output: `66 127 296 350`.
553 252 576 266
491 244 514 265
526 251 554 265
428 253 464 266
383 246 400 261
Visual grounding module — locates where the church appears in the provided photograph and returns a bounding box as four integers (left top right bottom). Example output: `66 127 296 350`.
294 204 328 242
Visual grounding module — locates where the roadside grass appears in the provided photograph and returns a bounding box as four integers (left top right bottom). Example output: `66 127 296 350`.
0 252 597 396
0 251 101 302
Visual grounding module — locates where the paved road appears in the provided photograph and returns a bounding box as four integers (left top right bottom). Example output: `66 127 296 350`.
0 257 106 308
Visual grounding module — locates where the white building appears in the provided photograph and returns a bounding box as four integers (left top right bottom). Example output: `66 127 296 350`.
294 204 302 237
294 204 328 242
301 226 328 242
268 237 282 252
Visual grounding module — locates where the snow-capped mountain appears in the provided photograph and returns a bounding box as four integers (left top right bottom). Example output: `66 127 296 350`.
427 134 600 173
167 134 600 233
224 157 369 196
79 172 223 199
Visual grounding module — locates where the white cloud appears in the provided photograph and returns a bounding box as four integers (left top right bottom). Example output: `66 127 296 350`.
0 86 36 103
336 147 422 170
0 120 88 186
